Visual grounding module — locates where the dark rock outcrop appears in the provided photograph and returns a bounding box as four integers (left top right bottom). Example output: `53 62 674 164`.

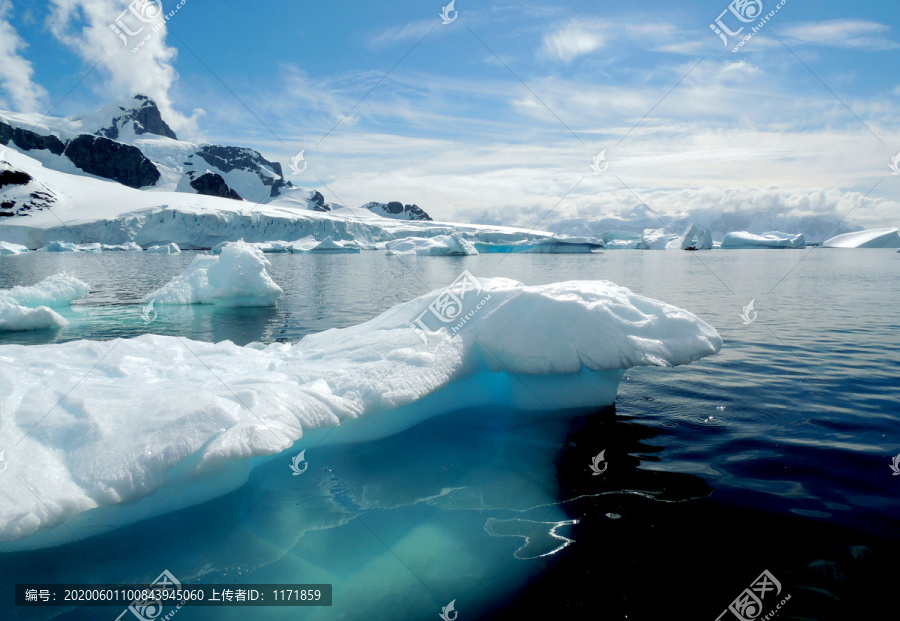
191 146 289 198
189 172 243 200
95 94 178 140
65 135 160 188
0 121 66 155
363 201 433 221
307 191 331 212
0 162 57 217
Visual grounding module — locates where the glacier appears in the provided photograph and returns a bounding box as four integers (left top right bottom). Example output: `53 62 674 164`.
0 277 721 551
823 228 900 248
143 241 283 306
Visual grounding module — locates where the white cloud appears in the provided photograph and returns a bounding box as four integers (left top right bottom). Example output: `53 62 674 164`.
781 19 898 50
542 20 607 62
46 0 198 135
0 0 48 112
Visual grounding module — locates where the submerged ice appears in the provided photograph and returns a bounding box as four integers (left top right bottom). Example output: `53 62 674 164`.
0 277 721 550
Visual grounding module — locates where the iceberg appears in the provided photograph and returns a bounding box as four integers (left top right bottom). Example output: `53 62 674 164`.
146 242 181 254
36 241 87 253
290 236 362 254
822 228 900 248
473 237 604 253
720 231 805 249
667 224 713 250
637 228 677 250
387 233 478 256
0 241 28 255
0 302 68 331
0 273 90 308
142 240 283 306
0 277 721 550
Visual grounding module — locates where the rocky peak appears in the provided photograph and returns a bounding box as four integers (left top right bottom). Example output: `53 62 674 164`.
95 95 178 141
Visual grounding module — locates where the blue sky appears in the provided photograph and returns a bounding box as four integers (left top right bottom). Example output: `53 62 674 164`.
1 0 899 226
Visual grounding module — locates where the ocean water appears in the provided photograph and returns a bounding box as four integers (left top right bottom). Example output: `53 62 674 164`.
1 249 898 620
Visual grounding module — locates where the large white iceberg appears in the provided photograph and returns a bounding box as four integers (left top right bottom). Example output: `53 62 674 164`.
637 228 677 250
143 240 283 306
823 228 900 248
667 224 713 250
0 302 68 331
721 231 805 249
0 273 90 308
387 233 478 256
0 277 721 550
0 241 29 255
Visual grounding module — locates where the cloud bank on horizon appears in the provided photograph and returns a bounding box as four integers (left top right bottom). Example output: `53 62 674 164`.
0 0 898 228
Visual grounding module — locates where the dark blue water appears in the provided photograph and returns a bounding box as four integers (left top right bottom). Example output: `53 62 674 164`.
1 249 898 620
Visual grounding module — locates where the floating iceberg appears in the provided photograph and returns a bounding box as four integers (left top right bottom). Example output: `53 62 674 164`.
720 231 805 249
473 237 603 253
0 241 28 255
823 228 900 248
143 240 283 306
0 302 67 331
0 273 90 308
146 242 181 254
637 229 677 250
36 241 85 253
667 224 713 250
0 277 721 550
387 233 478 256
101 242 143 251
291 236 362 254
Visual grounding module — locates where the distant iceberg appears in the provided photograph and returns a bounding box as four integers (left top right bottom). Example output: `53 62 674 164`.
823 228 900 248
387 233 478 256
721 231 805 249
146 242 181 254
143 240 283 306
667 224 713 250
0 241 28 255
473 237 603 253
637 228 677 250
0 277 721 550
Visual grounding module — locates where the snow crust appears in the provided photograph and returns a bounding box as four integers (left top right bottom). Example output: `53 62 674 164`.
720 231 806 249
0 277 721 550
143 241 283 306
823 228 900 248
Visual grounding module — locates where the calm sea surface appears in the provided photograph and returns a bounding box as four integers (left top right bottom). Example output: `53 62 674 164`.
1 249 897 620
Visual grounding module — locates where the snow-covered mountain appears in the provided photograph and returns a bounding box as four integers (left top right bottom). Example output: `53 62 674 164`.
0 95 291 202
0 147 564 249
547 205 864 244
362 201 432 221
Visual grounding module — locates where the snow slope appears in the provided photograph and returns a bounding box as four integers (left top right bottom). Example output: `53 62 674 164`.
823 228 900 248
0 277 721 550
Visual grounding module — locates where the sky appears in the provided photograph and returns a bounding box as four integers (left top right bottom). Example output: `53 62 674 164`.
0 0 899 228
